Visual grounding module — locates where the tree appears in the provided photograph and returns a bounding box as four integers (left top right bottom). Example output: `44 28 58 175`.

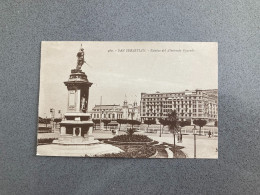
117 119 127 131
54 118 62 123
193 119 207 135
53 118 62 128
134 120 141 125
166 110 179 154
144 119 156 132
158 118 168 136
179 120 190 129
92 119 100 130
102 119 111 130
128 119 134 130
127 119 141 131
39 117 51 127
178 120 189 136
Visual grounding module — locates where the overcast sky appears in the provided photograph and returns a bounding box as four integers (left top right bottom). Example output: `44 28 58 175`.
39 41 218 117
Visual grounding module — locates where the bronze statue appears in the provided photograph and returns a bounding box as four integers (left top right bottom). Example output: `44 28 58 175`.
76 47 85 70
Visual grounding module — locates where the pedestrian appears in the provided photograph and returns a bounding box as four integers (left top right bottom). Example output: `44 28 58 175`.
208 131 211 138
177 133 180 143
180 134 182 143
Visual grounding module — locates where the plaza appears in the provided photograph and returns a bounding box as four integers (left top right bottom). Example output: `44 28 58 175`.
37 126 218 158
142 133 218 159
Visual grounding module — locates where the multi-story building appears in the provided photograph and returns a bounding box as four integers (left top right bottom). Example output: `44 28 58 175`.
89 100 140 121
140 89 218 124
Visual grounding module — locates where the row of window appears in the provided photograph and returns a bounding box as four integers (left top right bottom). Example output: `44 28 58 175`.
143 113 196 117
142 96 203 101
142 99 207 106
143 108 216 116
143 93 186 98
91 113 123 119
92 109 122 112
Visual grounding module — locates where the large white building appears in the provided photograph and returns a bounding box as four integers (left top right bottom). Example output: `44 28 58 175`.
140 89 218 123
89 100 140 121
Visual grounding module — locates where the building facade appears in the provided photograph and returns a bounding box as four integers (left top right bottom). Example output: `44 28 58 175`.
140 89 218 123
89 100 140 121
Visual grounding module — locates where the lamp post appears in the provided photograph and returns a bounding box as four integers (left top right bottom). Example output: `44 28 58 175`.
192 125 197 158
99 96 102 130
44 113 47 127
159 112 163 137
50 108 55 132
130 109 134 130
58 110 62 118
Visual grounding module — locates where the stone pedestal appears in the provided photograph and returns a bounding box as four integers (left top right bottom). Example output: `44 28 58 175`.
56 68 98 145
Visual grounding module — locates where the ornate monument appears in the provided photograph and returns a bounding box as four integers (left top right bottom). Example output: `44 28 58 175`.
56 46 98 144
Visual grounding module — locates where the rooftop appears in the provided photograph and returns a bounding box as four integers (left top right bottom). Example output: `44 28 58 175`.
92 105 121 110
141 89 218 96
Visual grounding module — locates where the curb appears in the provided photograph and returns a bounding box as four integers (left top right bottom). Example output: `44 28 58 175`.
165 147 174 158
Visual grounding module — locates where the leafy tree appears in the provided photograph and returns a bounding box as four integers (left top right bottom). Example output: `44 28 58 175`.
166 110 179 154
144 119 156 127
92 119 100 130
144 119 156 132
39 117 51 127
54 118 62 123
193 119 207 135
117 119 128 131
179 120 190 127
53 118 62 128
133 120 141 125
127 120 141 132
128 119 141 126
178 120 190 135
158 118 168 135
102 119 111 130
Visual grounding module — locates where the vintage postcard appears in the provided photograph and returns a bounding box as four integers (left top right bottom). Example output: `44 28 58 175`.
37 41 218 158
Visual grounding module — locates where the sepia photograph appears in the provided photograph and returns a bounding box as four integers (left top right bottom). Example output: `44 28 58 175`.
37 41 218 158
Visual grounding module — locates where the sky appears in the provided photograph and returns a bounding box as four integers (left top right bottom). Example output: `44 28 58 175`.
38 41 218 117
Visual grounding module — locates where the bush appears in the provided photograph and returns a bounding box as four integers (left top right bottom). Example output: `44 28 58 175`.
111 134 152 142
95 144 156 158
38 127 52 133
126 128 136 136
38 138 57 144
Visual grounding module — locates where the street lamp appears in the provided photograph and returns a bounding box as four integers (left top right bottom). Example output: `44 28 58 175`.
50 108 55 132
192 125 197 158
58 110 62 118
159 112 163 137
130 109 134 130
43 113 47 127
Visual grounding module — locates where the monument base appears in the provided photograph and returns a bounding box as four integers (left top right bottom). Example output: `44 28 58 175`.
53 135 99 145
57 112 97 145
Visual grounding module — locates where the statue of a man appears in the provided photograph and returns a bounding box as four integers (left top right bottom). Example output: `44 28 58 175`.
76 48 85 70
81 96 86 110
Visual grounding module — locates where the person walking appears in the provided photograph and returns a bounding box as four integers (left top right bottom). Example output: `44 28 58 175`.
208 131 211 138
